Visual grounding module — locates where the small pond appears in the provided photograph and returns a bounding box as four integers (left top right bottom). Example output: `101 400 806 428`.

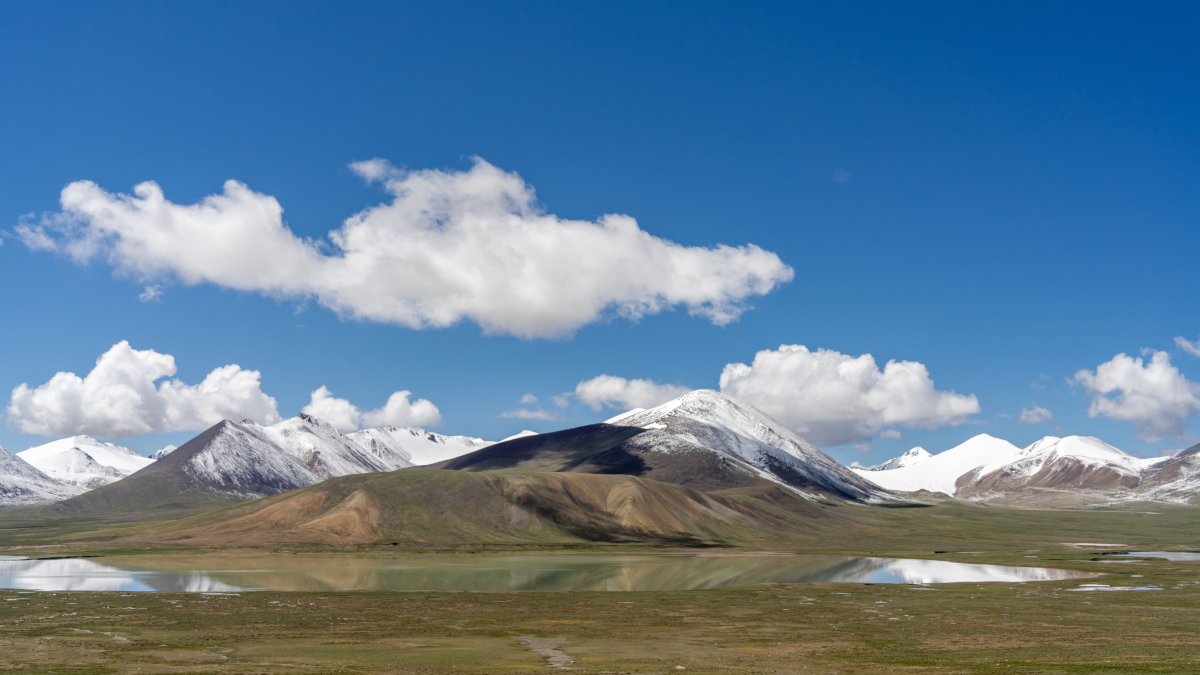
1105 551 1200 562
0 554 1088 593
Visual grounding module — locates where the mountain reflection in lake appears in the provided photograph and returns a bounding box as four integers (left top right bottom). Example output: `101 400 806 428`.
0 554 1086 593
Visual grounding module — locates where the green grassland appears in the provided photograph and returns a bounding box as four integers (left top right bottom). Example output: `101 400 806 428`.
0 500 1198 673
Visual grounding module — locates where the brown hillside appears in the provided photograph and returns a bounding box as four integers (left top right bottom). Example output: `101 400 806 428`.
126 468 839 547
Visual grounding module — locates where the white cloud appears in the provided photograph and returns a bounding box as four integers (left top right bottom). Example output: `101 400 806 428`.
7 341 281 438
718 344 980 447
520 393 538 404
499 408 563 421
19 158 794 339
572 375 693 412
1072 351 1200 442
1176 335 1200 358
1019 405 1054 425
138 285 163 302
302 386 442 433
832 169 851 184
879 429 903 440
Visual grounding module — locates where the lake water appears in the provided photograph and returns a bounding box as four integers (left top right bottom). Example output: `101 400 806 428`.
0 554 1087 592
1106 551 1200 561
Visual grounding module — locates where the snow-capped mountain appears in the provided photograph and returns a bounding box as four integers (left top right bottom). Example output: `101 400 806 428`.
258 413 392 478
54 414 501 512
960 436 1160 499
18 436 154 490
853 434 1191 504
856 447 933 472
169 420 323 497
1136 442 1200 502
348 426 492 468
608 389 891 502
151 445 177 460
0 444 83 506
851 435 1022 495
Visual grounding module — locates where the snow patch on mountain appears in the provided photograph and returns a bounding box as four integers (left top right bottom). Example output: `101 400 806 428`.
610 389 891 502
18 436 154 490
258 413 391 478
348 426 493 467
0 444 83 506
499 430 539 443
151 445 177 460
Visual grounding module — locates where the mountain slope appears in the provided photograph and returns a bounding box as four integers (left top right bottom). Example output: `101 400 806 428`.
441 390 889 502
348 426 492 467
128 468 837 547
18 436 154 490
0 445 83 506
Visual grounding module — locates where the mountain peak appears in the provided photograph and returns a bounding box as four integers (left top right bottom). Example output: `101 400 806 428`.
861 446 933 471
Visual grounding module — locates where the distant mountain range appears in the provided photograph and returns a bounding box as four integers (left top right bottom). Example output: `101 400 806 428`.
0 417 495 510
853 434 1200 506
5 388 1198 526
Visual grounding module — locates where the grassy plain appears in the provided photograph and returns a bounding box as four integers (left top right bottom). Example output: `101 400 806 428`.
1 502 1198 674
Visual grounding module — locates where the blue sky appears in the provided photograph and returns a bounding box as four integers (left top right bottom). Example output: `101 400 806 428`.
1 1 1198 463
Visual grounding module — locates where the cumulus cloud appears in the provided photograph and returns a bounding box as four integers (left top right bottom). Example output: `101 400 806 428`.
1019 405 1054 425
718 344 980 447
1072 351 1200 442
7 341 281 438
1176 335 1200 358
18 158 794 339
499 407 564 421
572 375 693 412
520 393 538 404
302 386 442 433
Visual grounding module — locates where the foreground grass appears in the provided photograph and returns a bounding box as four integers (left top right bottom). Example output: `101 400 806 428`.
0 501 1197 673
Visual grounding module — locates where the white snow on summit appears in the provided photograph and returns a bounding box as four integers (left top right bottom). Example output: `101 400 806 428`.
852 434 1022 496
349 426 493 467
258 414 391 478
0 444 83 506
180 420 322 495
860 447 933 472
987 436 1154 481
19 436 154 490
611 389 891 502
852 434 1178 502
